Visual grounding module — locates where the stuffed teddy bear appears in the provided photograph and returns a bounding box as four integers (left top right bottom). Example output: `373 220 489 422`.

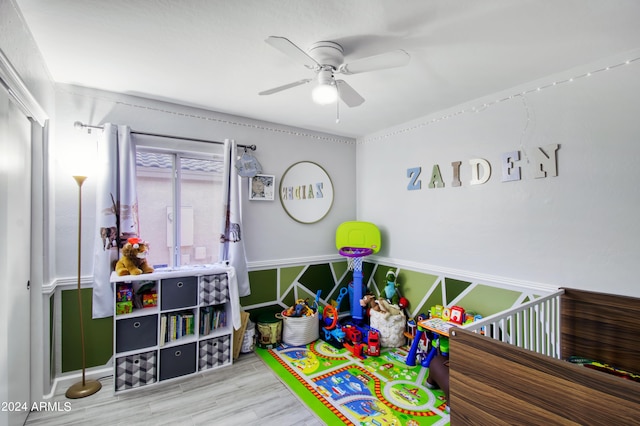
115 237 154 276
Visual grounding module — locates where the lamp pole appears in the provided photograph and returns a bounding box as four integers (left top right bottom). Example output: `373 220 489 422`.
66 175 102 399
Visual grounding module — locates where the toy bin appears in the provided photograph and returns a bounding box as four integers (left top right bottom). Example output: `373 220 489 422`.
115 350 157 391
369 308 406 348
198 335 231 371
256 313 282 349
277 311 319 346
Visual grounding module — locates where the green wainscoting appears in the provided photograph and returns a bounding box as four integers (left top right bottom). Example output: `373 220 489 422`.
55 261 547 377
241 260 546 323
61 288 113 373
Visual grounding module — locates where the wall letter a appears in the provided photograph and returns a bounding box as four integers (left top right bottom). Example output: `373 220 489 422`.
428 165 445 188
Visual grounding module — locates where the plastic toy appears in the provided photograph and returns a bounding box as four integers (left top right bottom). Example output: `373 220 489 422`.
406 319 417 339
323 304 340 330
321 287 348 330
366 329 381 356
286 299 314 317
320 287 348 347
431 305 443 318
323 326 346 343
449 305 465 324
336 221 380 323
342 325 366 359
442 307 451 321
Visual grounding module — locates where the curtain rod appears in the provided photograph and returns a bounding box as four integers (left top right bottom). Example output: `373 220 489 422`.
73 121 257 151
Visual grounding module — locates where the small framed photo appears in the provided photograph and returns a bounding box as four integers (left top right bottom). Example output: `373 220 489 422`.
249 174 275 201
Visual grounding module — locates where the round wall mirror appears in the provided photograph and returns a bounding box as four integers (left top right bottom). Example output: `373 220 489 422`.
279 161 334 224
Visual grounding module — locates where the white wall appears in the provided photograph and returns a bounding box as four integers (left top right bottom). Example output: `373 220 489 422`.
1 0 57 404
0 1 55 114
52 84 357 279
357 49 640 298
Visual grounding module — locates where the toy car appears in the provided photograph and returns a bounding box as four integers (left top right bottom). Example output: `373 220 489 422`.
367 329 381 356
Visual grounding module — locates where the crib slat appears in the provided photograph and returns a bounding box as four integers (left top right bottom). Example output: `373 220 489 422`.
459 290 563 359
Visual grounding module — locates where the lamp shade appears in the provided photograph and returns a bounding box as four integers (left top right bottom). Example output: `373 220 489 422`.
312 83 338 105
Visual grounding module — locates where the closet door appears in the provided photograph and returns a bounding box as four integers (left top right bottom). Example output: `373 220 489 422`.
0 87 32 425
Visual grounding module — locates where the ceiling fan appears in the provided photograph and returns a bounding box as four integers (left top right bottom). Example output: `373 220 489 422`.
259 36 410 107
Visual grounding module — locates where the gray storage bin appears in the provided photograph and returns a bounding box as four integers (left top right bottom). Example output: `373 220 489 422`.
198 335 231 371
115 350 157 391
159 342 196 381
161 276 198 310
116 315 157 353
200 273 229 306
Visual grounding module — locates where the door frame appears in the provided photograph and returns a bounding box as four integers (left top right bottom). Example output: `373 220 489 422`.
0 49 50 407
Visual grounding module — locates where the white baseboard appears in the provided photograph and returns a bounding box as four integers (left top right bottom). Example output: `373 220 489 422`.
45 366 113 399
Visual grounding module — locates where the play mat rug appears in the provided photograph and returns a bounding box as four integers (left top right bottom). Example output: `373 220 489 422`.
255 340 450 426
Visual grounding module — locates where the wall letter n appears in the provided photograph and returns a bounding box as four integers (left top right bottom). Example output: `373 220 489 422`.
531 144 560 178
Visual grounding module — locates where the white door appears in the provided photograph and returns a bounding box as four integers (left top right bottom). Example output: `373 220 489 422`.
0 87 32 425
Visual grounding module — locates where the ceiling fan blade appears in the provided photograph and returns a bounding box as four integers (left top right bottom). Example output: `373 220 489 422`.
265 36 319 70
338 49 410 75
336 80 365 107
258 79 312 96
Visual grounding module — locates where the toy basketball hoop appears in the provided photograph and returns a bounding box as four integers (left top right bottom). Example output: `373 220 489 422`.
339 247 374 271
336 222 381 322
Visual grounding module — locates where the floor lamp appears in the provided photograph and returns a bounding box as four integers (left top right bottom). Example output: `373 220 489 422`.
66 175 102 399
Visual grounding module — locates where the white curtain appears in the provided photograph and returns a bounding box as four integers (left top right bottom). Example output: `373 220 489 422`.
219 139 251 297
92 124 139 318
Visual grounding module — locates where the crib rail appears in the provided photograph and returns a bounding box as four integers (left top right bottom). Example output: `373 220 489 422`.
461 289 564 359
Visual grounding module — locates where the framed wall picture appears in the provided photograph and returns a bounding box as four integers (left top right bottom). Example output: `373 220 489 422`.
249 174 275 201
279 161 334 223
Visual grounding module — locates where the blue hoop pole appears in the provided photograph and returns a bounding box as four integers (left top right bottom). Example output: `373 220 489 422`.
351 268 364 321
339 247 372 322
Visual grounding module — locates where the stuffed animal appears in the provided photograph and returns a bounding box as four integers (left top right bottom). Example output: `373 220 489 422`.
360 294 403 318
376 298 403 318
115 237 154 276
384 269 398 302
360 293 379 317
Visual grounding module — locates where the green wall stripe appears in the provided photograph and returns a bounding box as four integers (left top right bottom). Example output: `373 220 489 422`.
444 278 472 305
421 280 445 318
242 269 277 306
332 260 348 282
280 266 305 298
61 288 112 373
456 284 522 317
398 270 439 316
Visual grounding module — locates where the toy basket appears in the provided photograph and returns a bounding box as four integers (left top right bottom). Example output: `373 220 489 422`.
369 309 406 348
277 311 319 346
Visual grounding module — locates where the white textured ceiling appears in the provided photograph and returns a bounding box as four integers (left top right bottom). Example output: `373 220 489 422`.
14 0 640 138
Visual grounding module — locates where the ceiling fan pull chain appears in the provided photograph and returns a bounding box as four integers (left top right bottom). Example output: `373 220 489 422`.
335 87 340 123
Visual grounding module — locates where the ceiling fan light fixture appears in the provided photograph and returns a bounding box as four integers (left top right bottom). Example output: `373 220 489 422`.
312 68 338 105
312 82 338 105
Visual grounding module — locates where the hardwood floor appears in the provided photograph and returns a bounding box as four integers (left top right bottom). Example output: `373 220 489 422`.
25 352 324 426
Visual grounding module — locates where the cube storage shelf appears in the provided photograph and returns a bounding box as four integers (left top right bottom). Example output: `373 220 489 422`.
111 267 233 393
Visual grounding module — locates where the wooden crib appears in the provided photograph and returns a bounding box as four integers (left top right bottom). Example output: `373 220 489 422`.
448 288 640 425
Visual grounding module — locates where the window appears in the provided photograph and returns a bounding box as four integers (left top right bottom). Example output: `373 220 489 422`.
136 149 224 268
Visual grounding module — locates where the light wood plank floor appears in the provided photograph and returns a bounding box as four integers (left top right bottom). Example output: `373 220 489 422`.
25 352 324 426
